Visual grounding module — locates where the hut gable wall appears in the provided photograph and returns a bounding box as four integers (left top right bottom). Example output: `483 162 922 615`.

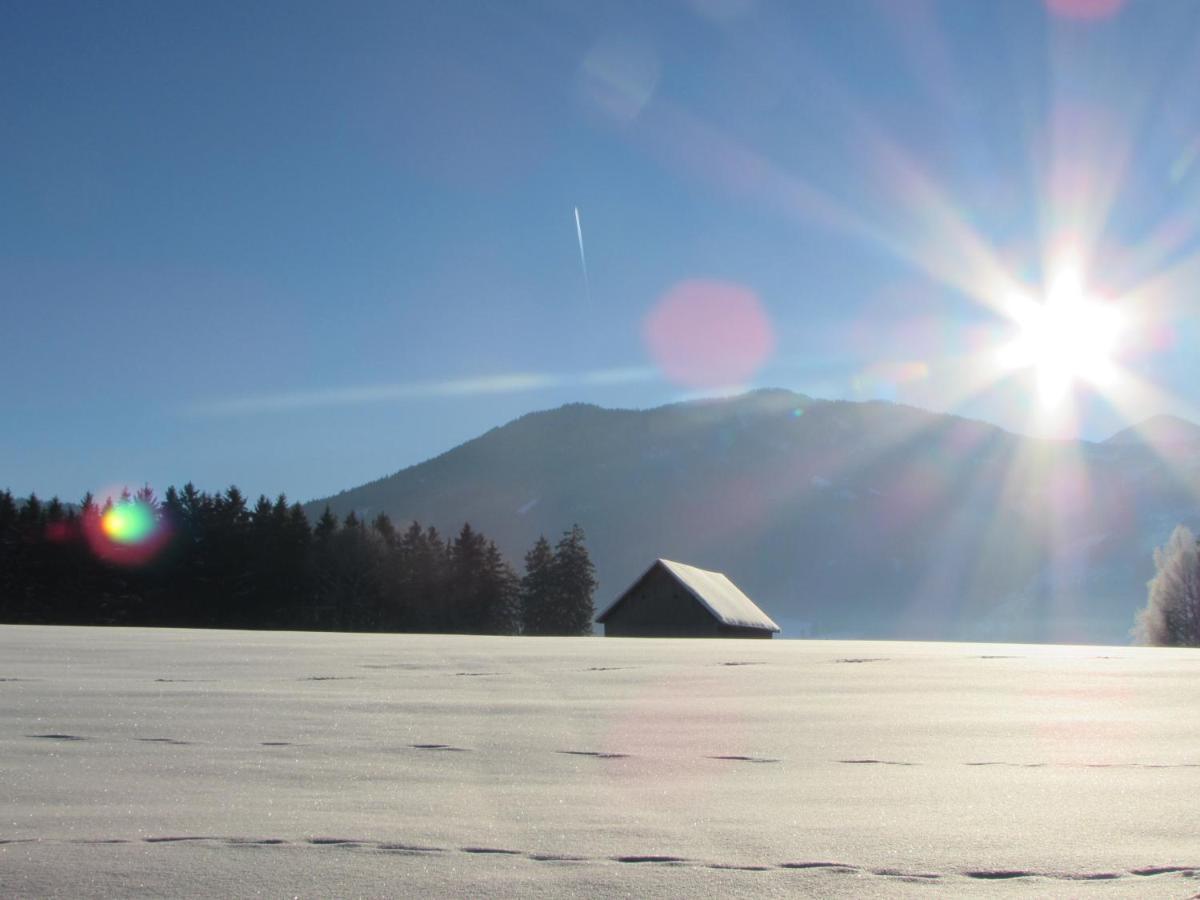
601 565 723 637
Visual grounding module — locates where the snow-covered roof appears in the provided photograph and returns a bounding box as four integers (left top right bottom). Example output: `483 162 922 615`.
596 559 780 632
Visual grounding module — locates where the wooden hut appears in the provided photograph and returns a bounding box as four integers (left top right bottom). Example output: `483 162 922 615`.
595 559 780 638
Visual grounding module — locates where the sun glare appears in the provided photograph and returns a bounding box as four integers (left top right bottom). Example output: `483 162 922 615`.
1001 264 1122 405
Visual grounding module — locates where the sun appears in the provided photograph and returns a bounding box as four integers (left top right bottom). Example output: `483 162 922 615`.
1000 264 1122 405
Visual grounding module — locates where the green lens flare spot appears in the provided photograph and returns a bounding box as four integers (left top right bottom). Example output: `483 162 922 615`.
101 501 156 544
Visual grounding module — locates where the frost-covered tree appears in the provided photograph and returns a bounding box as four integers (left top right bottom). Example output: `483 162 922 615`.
1133 525 1200 646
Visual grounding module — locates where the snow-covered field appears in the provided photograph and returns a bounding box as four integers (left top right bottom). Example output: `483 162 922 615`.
2 626 1199 898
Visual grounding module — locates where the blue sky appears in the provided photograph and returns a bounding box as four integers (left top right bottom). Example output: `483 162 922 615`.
4 0 1200 503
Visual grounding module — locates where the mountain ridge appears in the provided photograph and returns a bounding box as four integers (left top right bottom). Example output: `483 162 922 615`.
305 390 1200 644
1105 413 1200 447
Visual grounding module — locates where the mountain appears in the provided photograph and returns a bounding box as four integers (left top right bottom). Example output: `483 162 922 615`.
305 390 1200 644
1106 414 1200 448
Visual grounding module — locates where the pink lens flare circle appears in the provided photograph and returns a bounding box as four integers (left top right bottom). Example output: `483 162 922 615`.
1045 0 1124 20
642 279 775 389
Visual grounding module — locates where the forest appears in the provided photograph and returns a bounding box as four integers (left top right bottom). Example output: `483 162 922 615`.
0 485 597 635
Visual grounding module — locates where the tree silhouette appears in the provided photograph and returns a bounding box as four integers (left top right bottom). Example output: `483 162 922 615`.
520 535 556 635
0 481 587 638
552 524 597 636
480 540 520 635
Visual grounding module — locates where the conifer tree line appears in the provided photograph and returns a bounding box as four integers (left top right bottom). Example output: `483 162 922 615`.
0 485 597 635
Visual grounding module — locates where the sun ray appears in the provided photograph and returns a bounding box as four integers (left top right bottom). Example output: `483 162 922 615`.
573 3 1193 468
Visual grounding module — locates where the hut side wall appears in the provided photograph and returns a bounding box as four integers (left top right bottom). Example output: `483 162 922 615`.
717 624 774 638
602 567 730 637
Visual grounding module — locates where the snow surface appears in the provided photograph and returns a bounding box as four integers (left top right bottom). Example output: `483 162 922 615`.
2 626 1200 898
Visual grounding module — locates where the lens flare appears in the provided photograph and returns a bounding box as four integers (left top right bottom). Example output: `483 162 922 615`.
84 496 169 568
852 359 931 400
101 501 157 545
578 35 660 125
1045 0 1125 21
643 279 775 388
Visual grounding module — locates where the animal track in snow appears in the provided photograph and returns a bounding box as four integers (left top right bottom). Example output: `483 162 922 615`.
27 733 87 741
358 663 428 670
870 867 940 879
1130 866 1197 876
962 870 1033 879
558 750 629 759
529 853 588 862
377 842 443 853
11 834 1200 885
614 855 688 864
834 658 888 664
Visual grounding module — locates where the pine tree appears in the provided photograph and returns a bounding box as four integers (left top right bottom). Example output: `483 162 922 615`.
0 489 16 532
449 523 487 632
480 540 520 635
370 513 405 630
247 494 281 627
205 486 252 627
309 506 341 628
331 509 381 630
281 502 312 626
371 512 396 548
4 494 41 621
520 535 556 635
551 524 597 636
159 485 204 625
0 491 17 621
394 521 446 631
18 492 42 529
45 496 64 523
313 506 339 543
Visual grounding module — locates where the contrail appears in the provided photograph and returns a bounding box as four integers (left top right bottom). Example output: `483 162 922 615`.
574 206 591 305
